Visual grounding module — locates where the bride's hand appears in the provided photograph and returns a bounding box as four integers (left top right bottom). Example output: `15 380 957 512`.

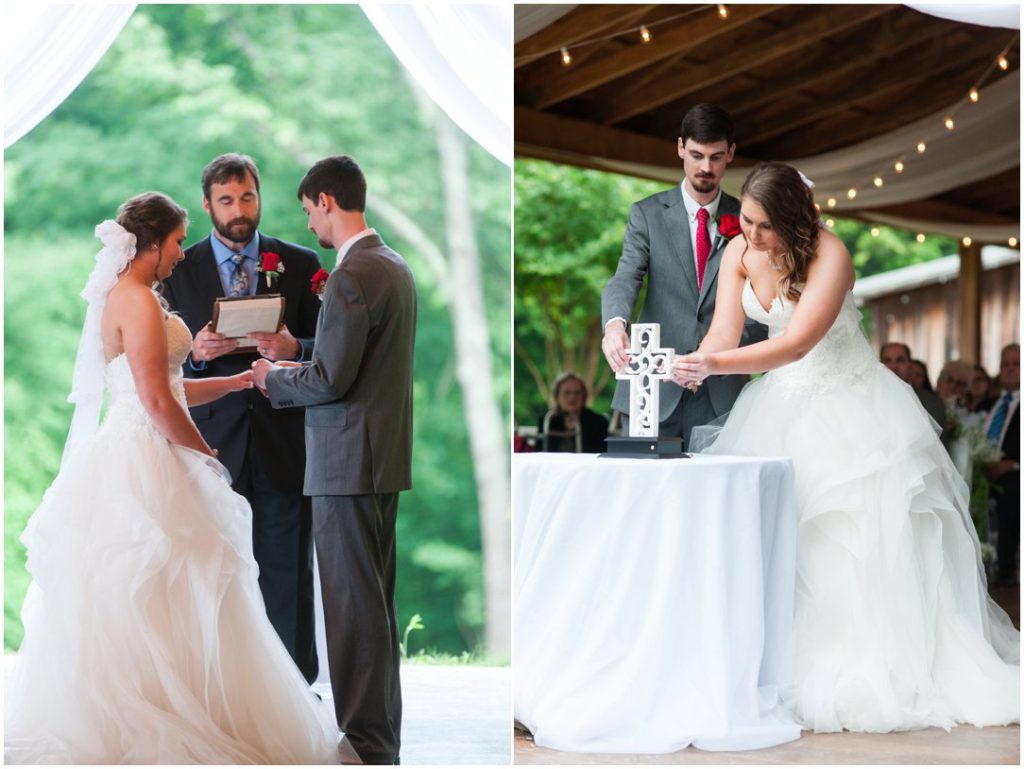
233 370 255 391
672 352 713 388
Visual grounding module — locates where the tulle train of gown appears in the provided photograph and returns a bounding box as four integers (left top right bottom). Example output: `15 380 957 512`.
4 314 338 764
694 280 1019 733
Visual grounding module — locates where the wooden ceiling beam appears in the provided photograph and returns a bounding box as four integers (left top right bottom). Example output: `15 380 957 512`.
603 4 892 125
515 5 658 69
723 15 953 118
860 198 1019 226
515 106 677 168
765 61 1005 157
525 4 783 109
739 38 994 147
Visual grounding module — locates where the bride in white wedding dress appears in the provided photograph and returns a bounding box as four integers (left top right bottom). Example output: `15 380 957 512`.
4 193 338 764
674 163 1019 734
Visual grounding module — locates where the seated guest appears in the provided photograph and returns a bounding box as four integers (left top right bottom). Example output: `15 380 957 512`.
880 342 946 430
907 359 935 392
967 364 995 414
936 360 973 406
538 373 609 453
984 344 1020 586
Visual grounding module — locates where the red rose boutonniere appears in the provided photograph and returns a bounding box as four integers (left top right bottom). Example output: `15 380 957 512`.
311 268 330 300
717 213 741 239
257 251 285 287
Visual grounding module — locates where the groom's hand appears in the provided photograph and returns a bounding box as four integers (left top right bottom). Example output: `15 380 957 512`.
602 320 631 372
251 358 272 395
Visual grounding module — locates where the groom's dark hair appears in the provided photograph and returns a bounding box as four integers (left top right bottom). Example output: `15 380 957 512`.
296 156 367 212
680 104 735 147
201 153 261 201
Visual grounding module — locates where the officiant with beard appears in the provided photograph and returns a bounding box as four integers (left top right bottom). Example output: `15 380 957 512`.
601 104 766 447
163 153 325 684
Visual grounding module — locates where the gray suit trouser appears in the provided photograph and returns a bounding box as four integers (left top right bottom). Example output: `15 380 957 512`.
313 493 402 765
623 384 714 449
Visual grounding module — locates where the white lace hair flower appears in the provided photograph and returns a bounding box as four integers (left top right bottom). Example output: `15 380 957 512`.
797 170 815 189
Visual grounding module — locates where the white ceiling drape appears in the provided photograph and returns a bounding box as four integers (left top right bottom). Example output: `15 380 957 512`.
4 4 136 148
905 3 1021 29
362 3 512 167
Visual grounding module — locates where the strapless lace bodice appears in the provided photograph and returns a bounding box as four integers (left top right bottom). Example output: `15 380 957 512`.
102 314 192 434
742 279 877 397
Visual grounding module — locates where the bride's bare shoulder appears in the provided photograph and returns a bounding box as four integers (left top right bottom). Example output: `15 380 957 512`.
105 280 164 324
812 228 855 287
721 234 749 272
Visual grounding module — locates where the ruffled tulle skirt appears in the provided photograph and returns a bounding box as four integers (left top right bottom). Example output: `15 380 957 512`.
697 365 1019 733
4 424 337 764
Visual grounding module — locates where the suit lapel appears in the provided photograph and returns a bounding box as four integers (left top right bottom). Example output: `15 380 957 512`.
254 234 274 295
192 237 225 302
664 187 699 302
697 192 740 309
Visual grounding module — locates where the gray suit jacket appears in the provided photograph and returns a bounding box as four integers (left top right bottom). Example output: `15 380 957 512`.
265 234 417 496
602 186 767 422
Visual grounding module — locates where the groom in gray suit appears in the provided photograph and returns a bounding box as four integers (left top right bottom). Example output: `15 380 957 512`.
602 104 765 446
252 156 416 765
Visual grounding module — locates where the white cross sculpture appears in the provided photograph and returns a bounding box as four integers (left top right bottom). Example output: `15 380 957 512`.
616 323 674 437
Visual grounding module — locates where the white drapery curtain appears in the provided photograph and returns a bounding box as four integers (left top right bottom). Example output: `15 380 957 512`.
906 3 1021 29
361 3 512 167
4 4 136 148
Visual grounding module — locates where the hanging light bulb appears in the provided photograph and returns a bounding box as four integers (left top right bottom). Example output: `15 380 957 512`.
998 54 1009 70
870 227 880 237
873 176 884 188
969 88 979 103
847 188 857 200
894 160 905 174
825 218 835 228
944 116 955 130
962 236 972 247
560 47 572 66
916 233 926 243
917 141 927 154
640 25 652 43
717 4 729 19
826 197 837 208
814 203 821 213
1010 237 1018 248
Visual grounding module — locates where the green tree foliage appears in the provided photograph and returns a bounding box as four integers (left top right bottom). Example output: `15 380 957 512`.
514 160 661 425
830 218 956 275
4 5 510 657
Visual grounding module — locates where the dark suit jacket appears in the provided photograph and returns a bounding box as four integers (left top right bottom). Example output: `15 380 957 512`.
265 234 417 496
999 400 1020 462
163 233 324 490
538 408 609 453
602 186 767 422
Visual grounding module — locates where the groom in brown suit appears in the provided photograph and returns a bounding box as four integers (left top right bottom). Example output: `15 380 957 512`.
253 156 417 765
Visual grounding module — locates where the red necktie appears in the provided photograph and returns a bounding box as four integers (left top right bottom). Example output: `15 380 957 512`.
695 207 711 290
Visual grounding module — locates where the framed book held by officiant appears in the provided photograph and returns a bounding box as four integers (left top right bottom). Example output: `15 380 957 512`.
211 294 286 354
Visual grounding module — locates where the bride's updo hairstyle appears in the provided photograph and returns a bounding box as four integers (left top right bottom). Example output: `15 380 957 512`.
115 192 188 254
740 162 820 302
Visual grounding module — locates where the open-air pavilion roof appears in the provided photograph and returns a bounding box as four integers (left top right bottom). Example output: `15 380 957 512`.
515 4 1020 242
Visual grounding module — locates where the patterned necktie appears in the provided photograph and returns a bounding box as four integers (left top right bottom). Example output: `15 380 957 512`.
987 392 1013 442
229 253 249 297
695 207 711 290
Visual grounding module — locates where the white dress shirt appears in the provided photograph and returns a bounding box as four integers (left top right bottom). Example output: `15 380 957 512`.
334 227 377 271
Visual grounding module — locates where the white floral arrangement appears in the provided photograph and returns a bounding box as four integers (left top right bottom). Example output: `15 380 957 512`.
980 542 998 566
